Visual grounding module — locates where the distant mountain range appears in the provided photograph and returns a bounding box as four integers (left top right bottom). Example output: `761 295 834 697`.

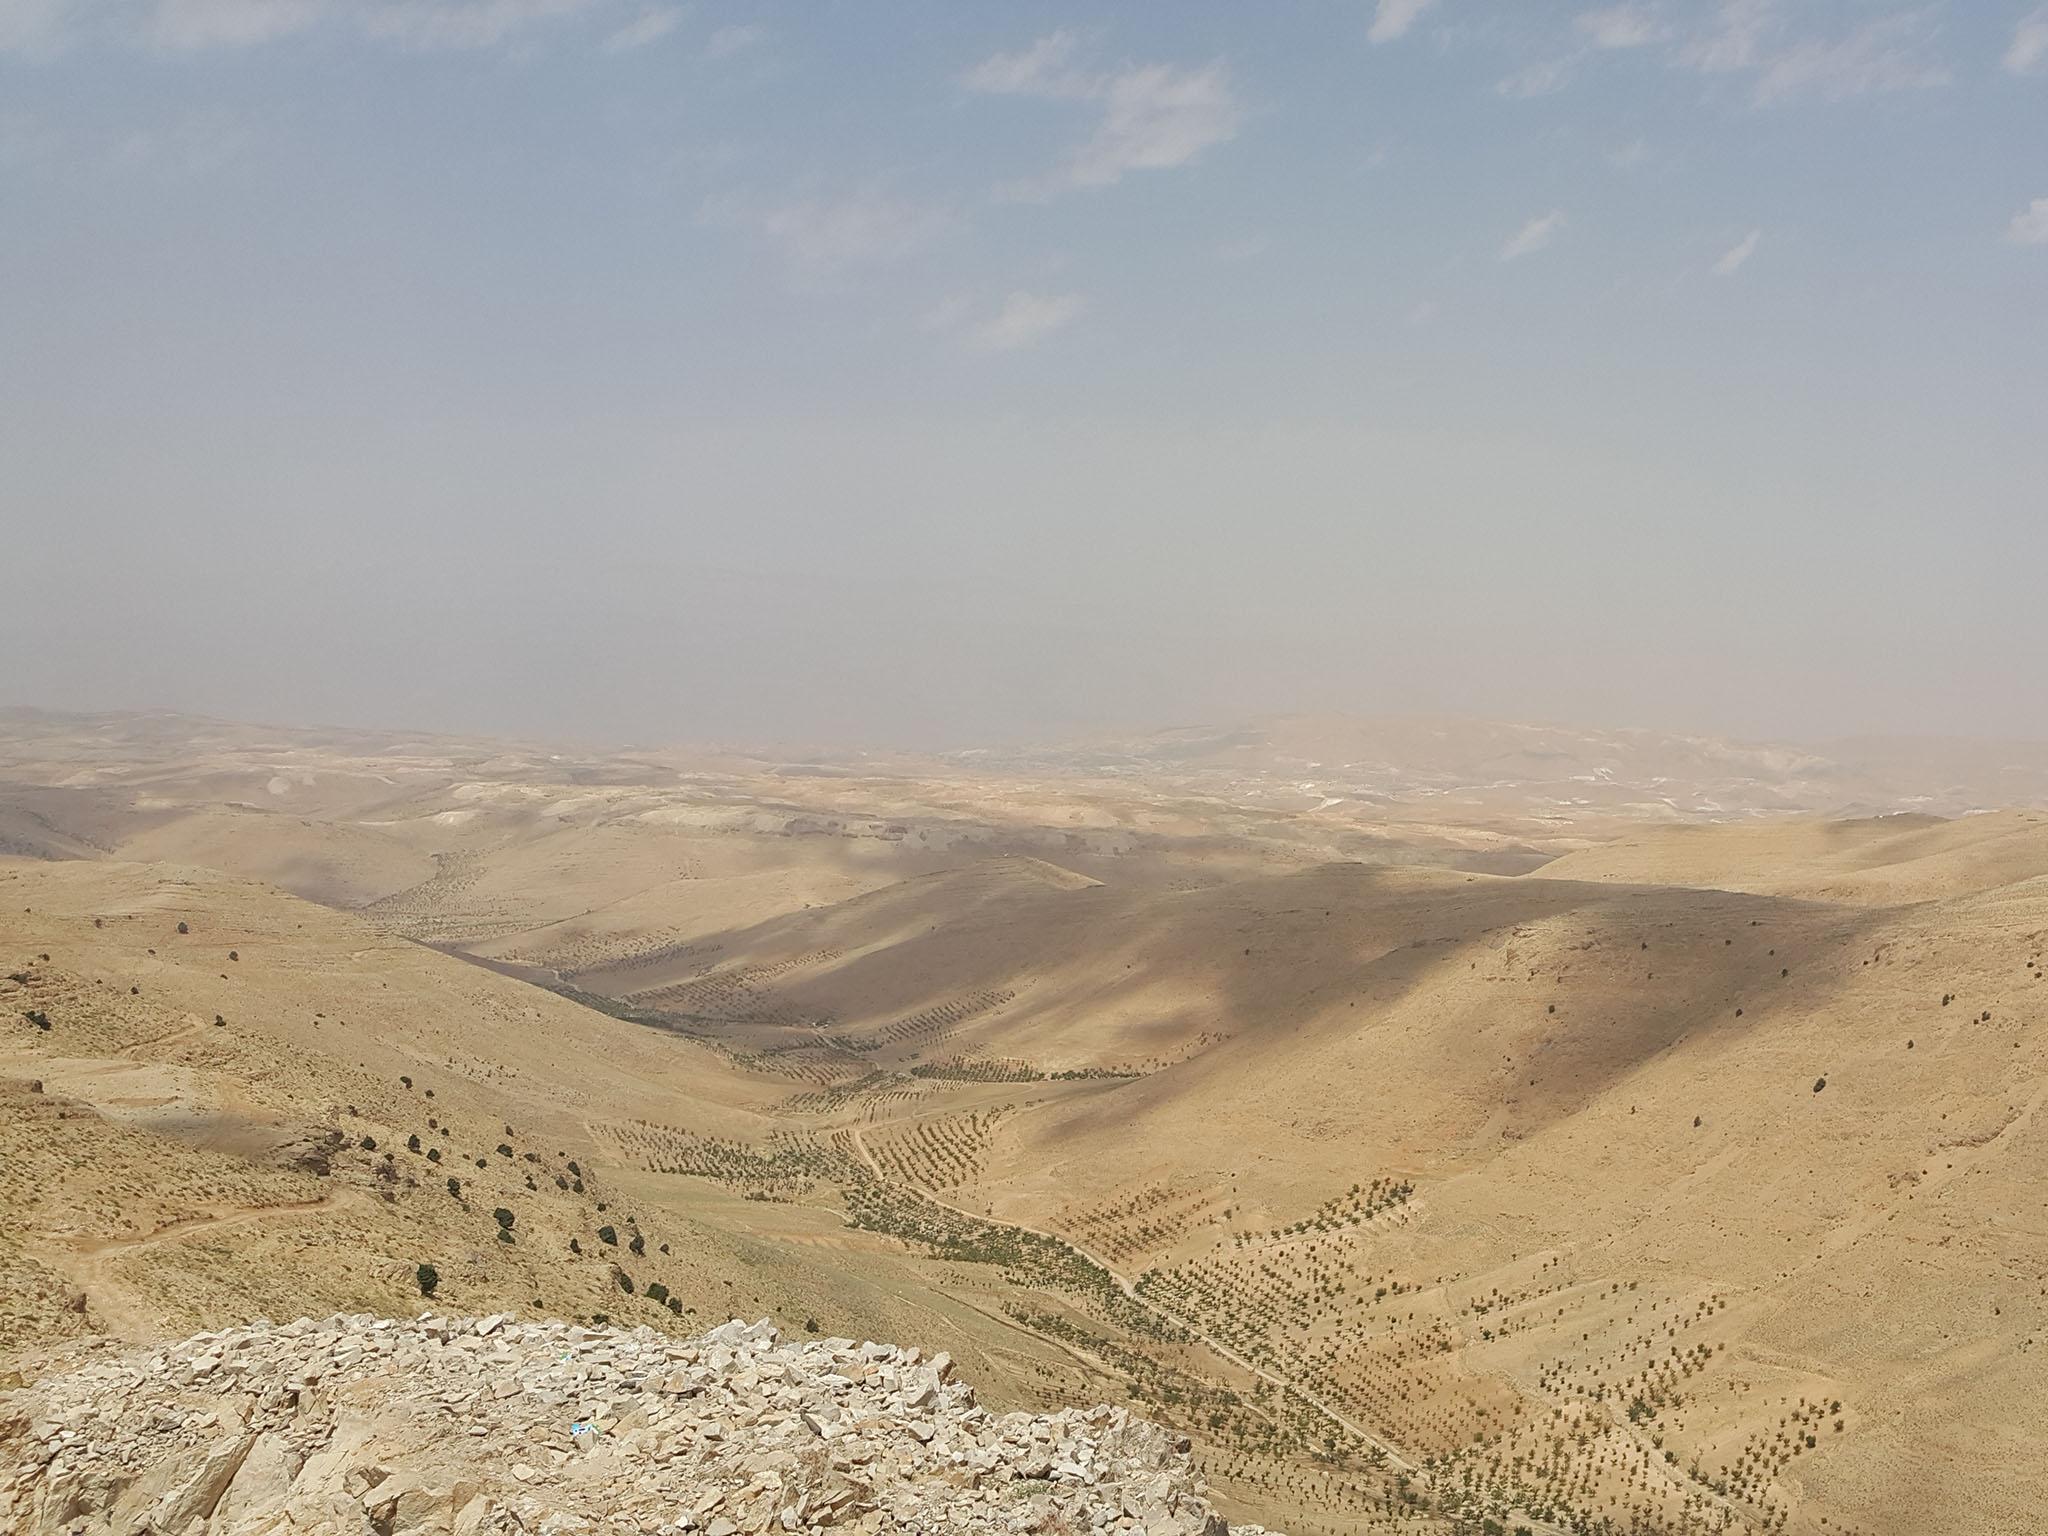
6 704 2046 823
954 713 2048 819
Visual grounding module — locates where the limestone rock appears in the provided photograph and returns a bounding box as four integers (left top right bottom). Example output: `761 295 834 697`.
0 1314 1273 1535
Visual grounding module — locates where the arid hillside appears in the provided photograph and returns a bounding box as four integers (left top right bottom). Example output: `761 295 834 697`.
3 709 2046 1536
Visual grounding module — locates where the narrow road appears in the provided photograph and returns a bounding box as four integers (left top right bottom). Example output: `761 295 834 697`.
50 1191 354 1340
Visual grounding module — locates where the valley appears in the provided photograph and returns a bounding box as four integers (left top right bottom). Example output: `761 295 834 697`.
3 709 2045 1535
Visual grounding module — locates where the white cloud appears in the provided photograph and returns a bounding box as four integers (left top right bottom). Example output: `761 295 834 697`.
1608 136 1652 168
2010 198 2048 245
1368 0 1437 45
360 0 599 52
962 29 1085 95
1712 227 1762 275
1576 4 1661 49
148 0 322 48
1680 3 1948 103
702 187 953 285
1497 57 1573 97
703 22 761 60
601 5 676 53
1499 210 1566 261
967 35 1242 196
2006 9 2048 75
1068 61 1241 186
6 0 629 52
1680 0 1776 75
0 0 646 52
971 290 1083 351
1752 13 1949 103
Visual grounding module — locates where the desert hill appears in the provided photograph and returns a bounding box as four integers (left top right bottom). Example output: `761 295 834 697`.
0 860 1122 1407
5 707 2048 1535
1539 809 2048 904
969 713 2048 821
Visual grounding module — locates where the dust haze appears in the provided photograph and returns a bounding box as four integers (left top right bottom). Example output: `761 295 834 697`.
6 3 2048 1534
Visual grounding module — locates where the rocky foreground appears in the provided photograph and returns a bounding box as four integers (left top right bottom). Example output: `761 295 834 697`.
2 1313 1268 1535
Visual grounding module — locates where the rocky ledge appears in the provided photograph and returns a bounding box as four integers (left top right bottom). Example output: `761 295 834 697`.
2 1313 1270 1535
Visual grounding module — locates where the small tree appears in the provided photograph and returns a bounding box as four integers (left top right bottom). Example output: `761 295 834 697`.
416 1263 439 1297
493 1207 515 1231
598 1225 618 1247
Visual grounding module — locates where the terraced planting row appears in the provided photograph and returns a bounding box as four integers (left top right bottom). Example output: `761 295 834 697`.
834 988 1015 1053
863 1106 1014 1191
602 1119 854 1201
1059 1181 1226 1265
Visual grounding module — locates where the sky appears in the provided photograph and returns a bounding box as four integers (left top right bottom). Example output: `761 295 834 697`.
2 0 2044 749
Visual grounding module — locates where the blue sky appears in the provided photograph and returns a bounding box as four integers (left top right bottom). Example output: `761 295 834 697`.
3 2 2045 746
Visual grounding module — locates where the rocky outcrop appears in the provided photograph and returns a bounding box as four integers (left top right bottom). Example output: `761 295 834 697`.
1 1313 1268 1535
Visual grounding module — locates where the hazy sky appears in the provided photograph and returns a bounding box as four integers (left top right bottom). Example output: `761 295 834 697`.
3 1 2044 748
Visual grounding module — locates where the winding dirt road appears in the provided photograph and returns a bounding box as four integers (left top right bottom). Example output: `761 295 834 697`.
49 1190 355 1339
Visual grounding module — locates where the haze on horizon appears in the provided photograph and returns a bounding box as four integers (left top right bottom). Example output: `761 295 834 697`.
3 1 2044 750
